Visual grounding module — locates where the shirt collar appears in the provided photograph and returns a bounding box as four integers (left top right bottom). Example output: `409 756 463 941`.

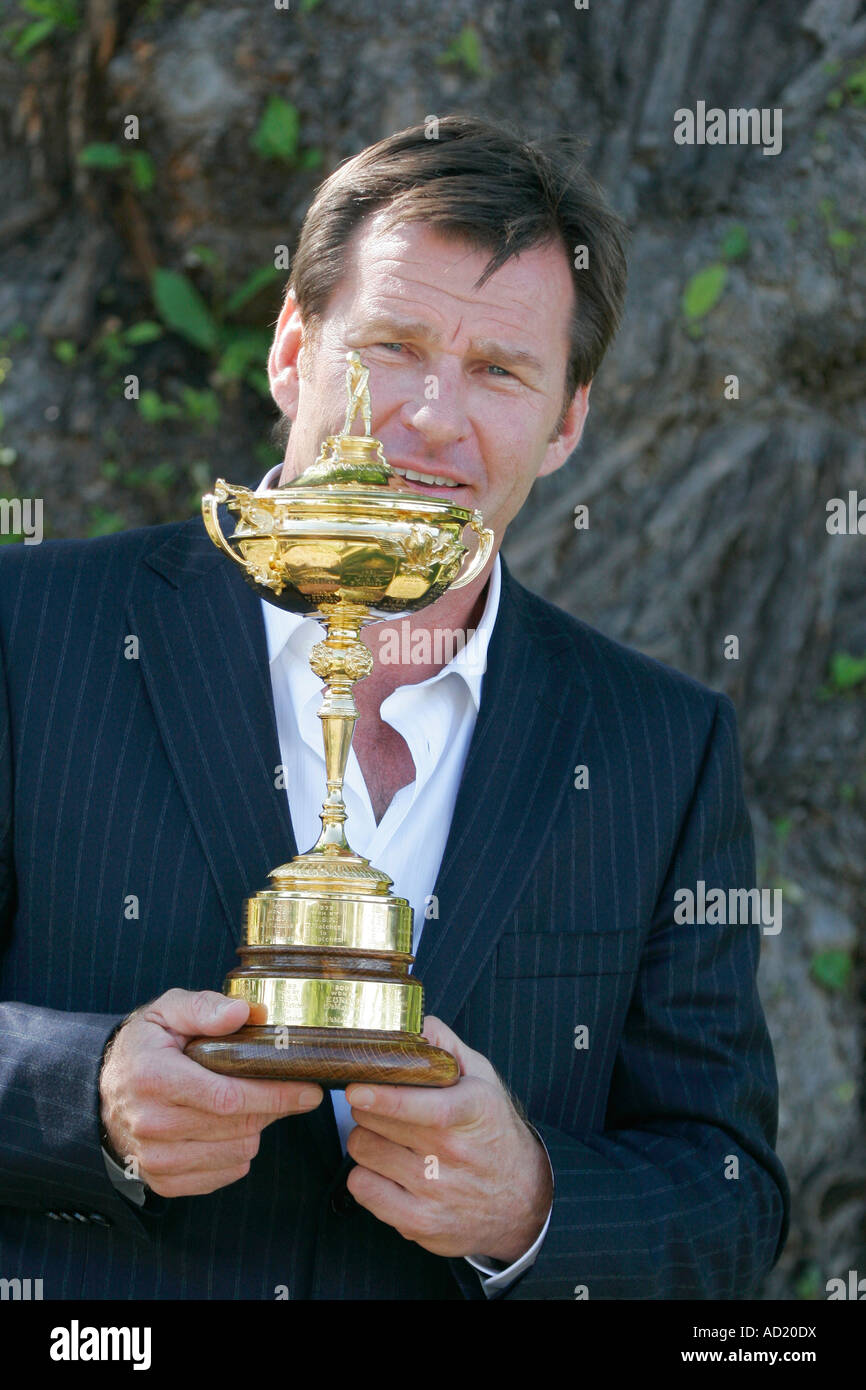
255 464 501 710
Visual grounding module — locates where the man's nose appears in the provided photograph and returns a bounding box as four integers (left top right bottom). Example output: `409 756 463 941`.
399 368 471 446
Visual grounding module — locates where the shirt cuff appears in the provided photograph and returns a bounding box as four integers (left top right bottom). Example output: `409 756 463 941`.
463 1124 554 1296
101 1144 148 1208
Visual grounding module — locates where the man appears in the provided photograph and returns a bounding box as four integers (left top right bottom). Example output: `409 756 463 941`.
0 116 789 1299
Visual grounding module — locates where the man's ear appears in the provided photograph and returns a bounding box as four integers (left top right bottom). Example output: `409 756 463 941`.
267 287 307 419
538 380 592 479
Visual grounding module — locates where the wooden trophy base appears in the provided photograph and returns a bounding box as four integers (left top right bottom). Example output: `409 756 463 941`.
184 1025 460 1087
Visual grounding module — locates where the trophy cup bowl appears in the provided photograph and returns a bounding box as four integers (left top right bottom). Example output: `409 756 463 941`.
184 355 494 1087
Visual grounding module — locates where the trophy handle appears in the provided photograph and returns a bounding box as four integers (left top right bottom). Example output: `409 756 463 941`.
449 514 495 590
202 480 247 569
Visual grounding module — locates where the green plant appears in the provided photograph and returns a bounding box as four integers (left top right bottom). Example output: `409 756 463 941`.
180 386 220 429
2 0 79 60
436 23 485 77
77 143 156 195
95 319 163 374
810 949 852 993
250 96 322 168
720 224 749 261
793 1263 822 1300
86 506 127 538
53 339 77 365
845 63 866 105
149 258 280 395
820 651 866 697
682 263 728 329
137 389 181 424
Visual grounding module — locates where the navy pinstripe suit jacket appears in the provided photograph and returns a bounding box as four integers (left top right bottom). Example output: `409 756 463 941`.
0 513 789 1299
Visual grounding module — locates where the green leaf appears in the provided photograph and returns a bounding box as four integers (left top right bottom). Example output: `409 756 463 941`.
145 460 177 488
828 227 856 250
129 151 155 193
122 320 163 346
299 147 323 169
844 63 866 105
11 17 55 56
244 367 271 397
180 386 220 427
53 339 77 364
682 264 728 321
151 269 219 353
216 327 272 380
720 224 749 261
810 949 852 993
224 265 282 318
251 95 301 163
825 88 844 109
78 142 128 170
86 507 127 538
828 651 866 691
437 23 484 76
794 1263 822 1301
137 388 181 423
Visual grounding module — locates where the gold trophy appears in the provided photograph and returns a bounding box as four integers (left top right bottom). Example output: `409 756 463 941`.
184 353 494 1086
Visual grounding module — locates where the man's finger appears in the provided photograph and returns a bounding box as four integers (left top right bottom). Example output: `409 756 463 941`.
346 1124 432 1194
345 1073 486 1131
136 1047 323 1117
346 1163 419 1236
421 1015 498 1084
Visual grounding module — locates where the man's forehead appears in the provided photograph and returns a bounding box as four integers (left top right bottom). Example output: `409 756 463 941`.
336 214 573 343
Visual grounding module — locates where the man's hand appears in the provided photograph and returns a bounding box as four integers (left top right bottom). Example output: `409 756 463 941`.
99 989 323 1198
345 1017 553 1263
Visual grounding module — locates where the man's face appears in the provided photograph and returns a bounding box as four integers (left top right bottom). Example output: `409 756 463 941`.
268 212 591 543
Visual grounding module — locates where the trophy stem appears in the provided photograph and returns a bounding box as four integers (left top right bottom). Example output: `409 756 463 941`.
307 601 373 859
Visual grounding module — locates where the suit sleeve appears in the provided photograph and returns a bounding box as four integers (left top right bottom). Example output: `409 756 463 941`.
501 694 790 1299
0 604 151 1240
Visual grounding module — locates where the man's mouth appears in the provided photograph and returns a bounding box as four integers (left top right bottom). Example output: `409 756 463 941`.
390 465 463 490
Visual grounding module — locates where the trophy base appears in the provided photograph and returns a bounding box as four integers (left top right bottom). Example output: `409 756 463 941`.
184 1026 460 1087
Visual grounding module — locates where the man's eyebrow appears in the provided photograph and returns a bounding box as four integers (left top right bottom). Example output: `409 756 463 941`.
358 317 545 375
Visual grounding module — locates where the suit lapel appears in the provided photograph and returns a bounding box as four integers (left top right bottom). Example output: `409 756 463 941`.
413 555 593 1028
128 511 297 946
127 511 342 1173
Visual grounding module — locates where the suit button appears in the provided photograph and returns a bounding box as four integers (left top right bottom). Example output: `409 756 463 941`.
46 1210 62 1220
72 1212 90 1223
58 1211 75 1222
88 1213 112 1227
329 1186 356 1215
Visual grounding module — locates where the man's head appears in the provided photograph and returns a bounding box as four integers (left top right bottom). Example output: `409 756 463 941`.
268 115 628 542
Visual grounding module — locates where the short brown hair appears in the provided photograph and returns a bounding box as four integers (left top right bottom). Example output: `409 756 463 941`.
277 114 628 439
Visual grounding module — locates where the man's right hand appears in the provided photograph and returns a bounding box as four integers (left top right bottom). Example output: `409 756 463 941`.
99 989 323 1198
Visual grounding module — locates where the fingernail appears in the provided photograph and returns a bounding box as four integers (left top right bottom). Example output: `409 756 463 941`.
349 1086 375 1109
298 1088 321 1108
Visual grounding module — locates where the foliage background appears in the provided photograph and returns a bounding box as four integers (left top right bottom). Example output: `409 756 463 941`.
1 0 864 1299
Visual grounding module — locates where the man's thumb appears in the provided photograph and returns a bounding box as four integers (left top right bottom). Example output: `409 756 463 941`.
147 988 255 1040
422 1014 493 1081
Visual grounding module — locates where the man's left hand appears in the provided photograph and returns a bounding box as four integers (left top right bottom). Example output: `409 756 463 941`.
345 1017 553 1262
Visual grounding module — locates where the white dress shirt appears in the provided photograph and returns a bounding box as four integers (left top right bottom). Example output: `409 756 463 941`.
257 464 552 1295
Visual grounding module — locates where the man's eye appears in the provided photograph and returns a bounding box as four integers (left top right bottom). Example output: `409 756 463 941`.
377 342 404 352
486 364 512 378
